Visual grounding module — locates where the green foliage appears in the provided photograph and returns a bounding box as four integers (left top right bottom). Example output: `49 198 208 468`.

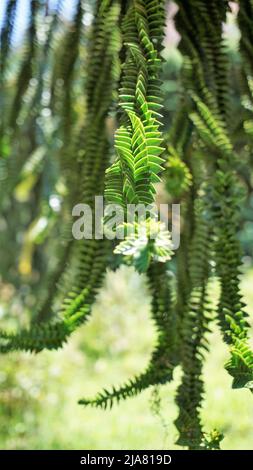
105 0 165 210
114 220 173 273
165 153 192 199
170 0 253 447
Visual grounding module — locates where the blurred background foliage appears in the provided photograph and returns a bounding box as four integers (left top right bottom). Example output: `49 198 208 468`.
0 0 253 449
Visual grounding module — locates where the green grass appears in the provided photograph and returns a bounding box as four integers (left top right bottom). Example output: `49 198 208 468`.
0 266 253 449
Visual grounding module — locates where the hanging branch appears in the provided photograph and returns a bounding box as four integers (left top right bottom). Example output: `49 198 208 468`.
78 0 178 410
79 262 177 408
105 0 165 210
173 1 253 451
171 0 234 449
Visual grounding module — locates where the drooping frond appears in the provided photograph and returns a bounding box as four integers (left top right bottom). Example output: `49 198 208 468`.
164 103 193 199
164 0 253 449
105 0 165 210
175 0 229 124
78 0 175 411
238 0 253 77
79 262 178 408
175 194 213 449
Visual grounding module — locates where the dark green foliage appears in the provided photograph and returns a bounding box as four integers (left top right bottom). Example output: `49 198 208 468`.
238 0 253 77
169 0 253 447
175 196 213 449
